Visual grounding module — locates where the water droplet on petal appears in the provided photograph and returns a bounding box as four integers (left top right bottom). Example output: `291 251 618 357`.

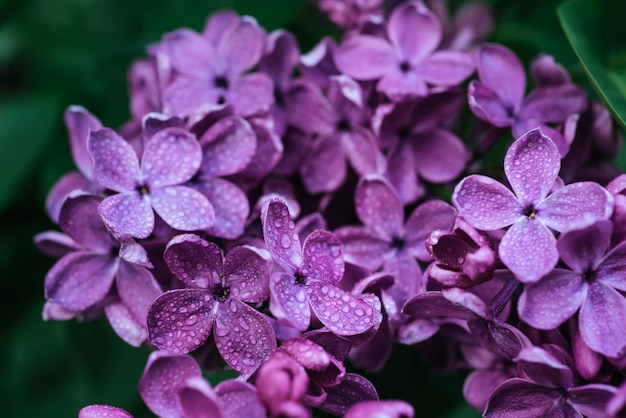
280 233 291 248
184 315 198 326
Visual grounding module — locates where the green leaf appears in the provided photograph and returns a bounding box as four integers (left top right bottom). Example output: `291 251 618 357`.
558 0 626 130
0 91 64 213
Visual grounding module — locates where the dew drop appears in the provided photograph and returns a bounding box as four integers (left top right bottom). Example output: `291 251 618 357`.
280 234 291 248
184 315 198 326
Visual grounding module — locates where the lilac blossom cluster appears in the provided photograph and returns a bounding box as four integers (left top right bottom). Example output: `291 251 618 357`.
37 1 626 417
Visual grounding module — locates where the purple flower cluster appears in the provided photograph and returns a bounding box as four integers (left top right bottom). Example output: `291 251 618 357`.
37 1 626 417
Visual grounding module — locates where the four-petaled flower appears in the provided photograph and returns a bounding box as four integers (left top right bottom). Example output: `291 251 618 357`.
453 128 613 282
262 198 380 336
147 234 276 375
89 127 214 239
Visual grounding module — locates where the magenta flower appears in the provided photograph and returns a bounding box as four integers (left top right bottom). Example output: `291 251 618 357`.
484 346 617 418
336 175 456 307
41 194 161 346
139 350 266 418
453 128 614 282
334 0 474 101
89 126 214 239
147 234 275 375
285 75 385 194
262 198 379 336
468 43 587 155
160 16 272 122
519 220 626 358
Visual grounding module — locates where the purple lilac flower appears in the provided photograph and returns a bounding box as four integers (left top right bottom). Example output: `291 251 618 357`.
334 0 474 101
139 350 266 418
89 126 213 239
484 346 617 418
300 37 341 90
374 90 468 203
453 128 614 282
336 175 456 307
519 220 626 358
41 193 161 346
147 234 275 375
160 16 272 123
468 43 587 155
285 75 385 193
262 198 379 335
78 405 133 418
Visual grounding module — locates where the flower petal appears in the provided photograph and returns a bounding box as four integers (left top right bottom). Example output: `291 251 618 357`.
307 282 378 336
164 234 223 289
596 240 626 291
215 380 266 418
147 289 217 354
419 50 474 86
476 43 526 110
404 200 456 260
214 299 277 375
334 35 395 80
45 252 117 312
557 220 612 273
105 302 148 347
320 373 379 417
499 218 558 283
217 17 265 75
164 28 216 78
538 182 614 233
269 272 310 331
64 105 102 179
192 177 248 239
261 199 302 275
467 80 515 127
199 116 256 177
229 73 274 117
150 185 215 231
78 405 132 418
579 282 626 357
59 194 114 252
224 245 271 303
355 175 404 240
302 230 345 285
300 135 347 194
143 127 202 187
568 384 618 418
98 193 155 239
519 84 587 123
139 351 203 418
518 269 586 329
388 1 440 63
412 130 468 183
483 378 561 418
452 175 522 230
89 128 140 192
334 226 390 271
504 128 560 207
345 400 413 418
116 261 162 325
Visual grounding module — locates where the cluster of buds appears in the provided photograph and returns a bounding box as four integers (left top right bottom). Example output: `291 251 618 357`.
38 1 626 417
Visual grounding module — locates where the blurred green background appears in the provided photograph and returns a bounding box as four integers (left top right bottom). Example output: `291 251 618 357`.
1 0 624 416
